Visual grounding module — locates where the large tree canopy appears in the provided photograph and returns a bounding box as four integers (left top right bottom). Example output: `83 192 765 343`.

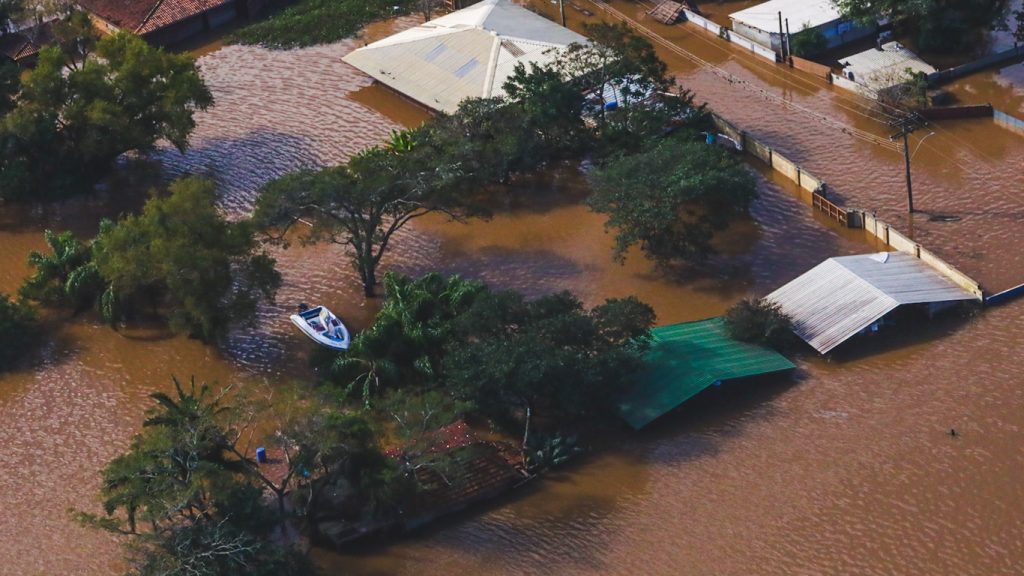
79 377 315 576
0 31 212 200
21 177 281 341
587 135 758 266
254 144 482 297
835 0 1008 51
93 176 280 340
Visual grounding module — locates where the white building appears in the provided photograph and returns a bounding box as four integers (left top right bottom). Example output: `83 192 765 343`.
839 41 936 93
342 0 586 114
729 0 873 54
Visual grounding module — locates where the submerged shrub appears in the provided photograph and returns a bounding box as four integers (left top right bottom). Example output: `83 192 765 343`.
724 298 795 350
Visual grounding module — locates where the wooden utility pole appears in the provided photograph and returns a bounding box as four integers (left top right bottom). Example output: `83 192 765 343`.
559 0 566 26
889 114 926 214
778 11 785 59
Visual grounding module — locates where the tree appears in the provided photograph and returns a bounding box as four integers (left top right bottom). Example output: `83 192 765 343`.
0 0 20 34
587 135 758 266
502 61 590 156
92 176 280 340
332 272 487 404
19 229 102 309
446 291 655 453
254 145 480 297
77 376 315 576
724 298 795 350
834 0 1006 52
789 26 827 57
556 21 671 125
0 32 212 200
0 294 35 371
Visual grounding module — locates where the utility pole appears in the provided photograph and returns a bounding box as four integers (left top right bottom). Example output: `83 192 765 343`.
778 12 786 59
889 113 926 214
559 0 566 27
785 18 791 59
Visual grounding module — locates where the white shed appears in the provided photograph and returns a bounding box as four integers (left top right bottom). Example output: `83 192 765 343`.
729 0 873 53
765 252 979 354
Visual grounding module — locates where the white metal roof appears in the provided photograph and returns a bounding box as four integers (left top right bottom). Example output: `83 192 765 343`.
342 0 586 114
729 0 842 33
765 252 977 354
839 42 937 91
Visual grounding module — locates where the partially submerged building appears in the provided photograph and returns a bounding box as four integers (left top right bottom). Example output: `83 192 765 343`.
342 0 587 114
765 252 978 355
729 0 872 53
618 318 796 429
838 41 936 93
77 0 242 45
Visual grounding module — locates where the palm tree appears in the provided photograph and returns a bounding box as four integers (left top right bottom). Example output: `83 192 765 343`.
20 229 102 309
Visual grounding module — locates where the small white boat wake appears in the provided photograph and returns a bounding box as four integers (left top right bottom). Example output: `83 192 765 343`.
289 305 351 351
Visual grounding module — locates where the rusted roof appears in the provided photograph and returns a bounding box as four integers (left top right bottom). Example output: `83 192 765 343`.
78 0 232 35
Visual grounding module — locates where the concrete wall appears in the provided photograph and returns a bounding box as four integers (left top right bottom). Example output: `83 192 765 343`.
928 45 1024 85
708 111 985 300
857 211 984 299
830 72 877 98
684 10 777 62
918 105 994 121
790 56 832 81
731 20 778 51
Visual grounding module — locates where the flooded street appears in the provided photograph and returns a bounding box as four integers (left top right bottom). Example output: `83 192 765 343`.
0 5 1023 575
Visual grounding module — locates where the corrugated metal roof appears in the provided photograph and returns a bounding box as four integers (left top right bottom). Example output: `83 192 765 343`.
765 252 977 354
342 0 586 114
839 42 937 91
618 317 796 429
729 0 842 33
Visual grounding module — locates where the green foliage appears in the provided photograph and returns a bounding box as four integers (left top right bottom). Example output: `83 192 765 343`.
92 176 280 340
254 143 482 296
724 298 796 350
0 294 35 371
20 229 102 309
79 376 314 576
332 272 487 403
446 290 656 433
789 26 828 57
525 433 582 472
834 0 1005 52
0 32 212 200
502 61 590 155
231 0 414 49
0 60 17 116
588 135 758 266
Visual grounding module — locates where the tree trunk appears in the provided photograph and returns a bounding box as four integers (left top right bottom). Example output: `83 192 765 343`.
361 262 377 297
521 402 532 464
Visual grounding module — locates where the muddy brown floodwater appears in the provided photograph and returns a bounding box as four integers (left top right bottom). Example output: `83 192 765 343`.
1 7 1023 576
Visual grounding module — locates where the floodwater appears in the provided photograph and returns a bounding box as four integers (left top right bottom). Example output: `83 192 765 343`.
0 6 1023 576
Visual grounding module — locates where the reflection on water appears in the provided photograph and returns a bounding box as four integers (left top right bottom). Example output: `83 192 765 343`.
1 6 1024 576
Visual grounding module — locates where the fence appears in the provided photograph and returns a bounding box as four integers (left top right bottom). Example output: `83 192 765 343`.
709 112 986 301
789 56 832 82
995 109 1024 135
681 9 778 63
927 45 1024 86
918 104 994 121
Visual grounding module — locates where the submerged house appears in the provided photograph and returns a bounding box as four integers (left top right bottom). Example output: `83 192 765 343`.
77 0 242 45
837 41 936 94
729 0 873 54
342 0 587 114
765 252 978 355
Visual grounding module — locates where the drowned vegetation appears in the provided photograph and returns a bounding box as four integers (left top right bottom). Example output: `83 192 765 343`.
12 23 765 576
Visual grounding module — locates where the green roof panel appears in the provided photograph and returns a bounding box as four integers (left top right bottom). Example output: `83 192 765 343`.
619 317 796 429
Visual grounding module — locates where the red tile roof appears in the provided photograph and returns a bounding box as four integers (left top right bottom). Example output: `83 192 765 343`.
78 0 233 35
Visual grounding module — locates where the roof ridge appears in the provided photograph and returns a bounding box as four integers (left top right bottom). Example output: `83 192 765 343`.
135 0 167 34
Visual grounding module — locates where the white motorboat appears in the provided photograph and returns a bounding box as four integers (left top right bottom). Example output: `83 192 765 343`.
289 305 351 351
